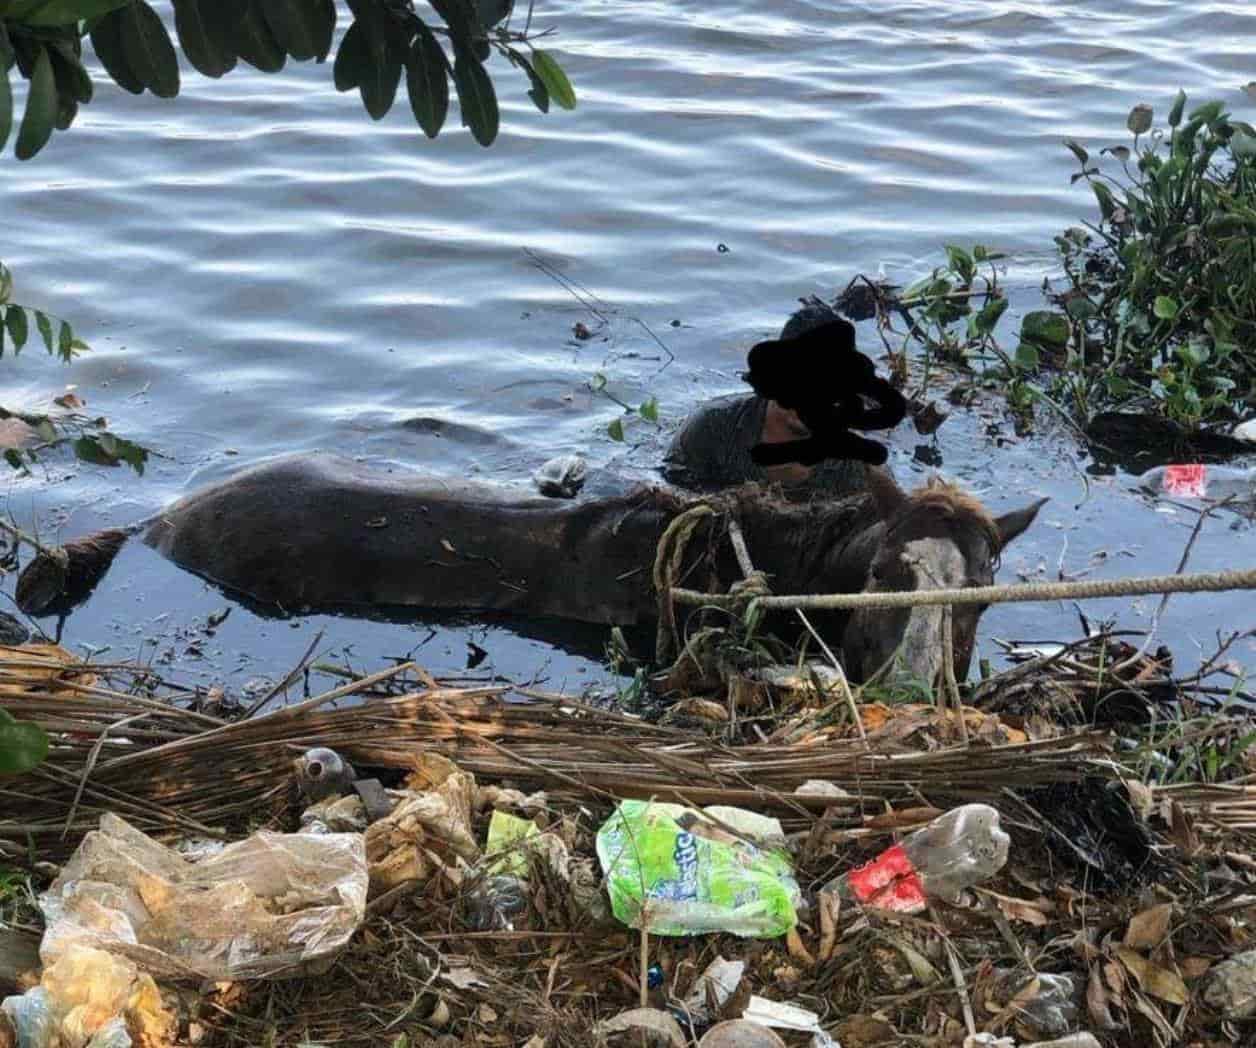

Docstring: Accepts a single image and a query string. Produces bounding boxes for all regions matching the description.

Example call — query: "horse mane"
[893,475,1002,562]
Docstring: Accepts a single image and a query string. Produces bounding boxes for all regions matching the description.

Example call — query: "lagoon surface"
[3,0,1254,694]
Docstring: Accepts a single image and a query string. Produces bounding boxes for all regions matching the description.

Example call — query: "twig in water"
[1112,495,1230,675]
[244,628,327,718]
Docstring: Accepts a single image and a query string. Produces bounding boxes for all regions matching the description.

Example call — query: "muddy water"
[2,1,1254,695]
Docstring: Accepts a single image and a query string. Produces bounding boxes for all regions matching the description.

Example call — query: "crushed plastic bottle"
[1137,464,1256,502]
[823,803,1009,913]
[532,454,588,498]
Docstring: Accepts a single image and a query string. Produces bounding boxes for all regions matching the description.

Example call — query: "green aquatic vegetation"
[1047,94,1256,430]
[0,260,149,473]
[892,94,1256,434]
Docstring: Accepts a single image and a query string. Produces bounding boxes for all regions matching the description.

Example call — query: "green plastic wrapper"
[595,799,799,938]
[484,810,541,877]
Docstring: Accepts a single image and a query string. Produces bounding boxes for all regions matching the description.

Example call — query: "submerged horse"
[17,453,1043,683]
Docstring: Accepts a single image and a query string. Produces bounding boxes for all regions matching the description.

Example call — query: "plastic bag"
[596,800,799,938]
[1,943,174,1048]
[39,813,367,982]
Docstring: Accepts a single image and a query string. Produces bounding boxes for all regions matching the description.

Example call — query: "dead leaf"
[54,392,85,409]
[1125,779,1154,820]
[1087,964,1121,1030]
[1180,956,1213,981]
[1117,946,1188,1006]
[988,975,1040,1033]
[442,966,488,990]
[864,806,943,830]
[596,1008,685,1047]
[1125,902,1173,951]
[1168,800,1200,857]
[1131,989,1177,1042]
[836,1014,898,1047]
[979,888,1053,926]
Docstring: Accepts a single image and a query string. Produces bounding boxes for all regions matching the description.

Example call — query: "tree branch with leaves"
[0,0,577,159]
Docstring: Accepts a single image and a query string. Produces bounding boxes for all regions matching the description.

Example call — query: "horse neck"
[734,489,885,592]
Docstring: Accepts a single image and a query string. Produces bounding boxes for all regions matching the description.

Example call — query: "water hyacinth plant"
[886,94,1256,436]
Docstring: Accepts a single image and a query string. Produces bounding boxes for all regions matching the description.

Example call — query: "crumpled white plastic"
[38,813,367,981]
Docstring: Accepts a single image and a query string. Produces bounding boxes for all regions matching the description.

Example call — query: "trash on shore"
[596,800,800,937]
[2,943,175,1048]
[824,803,1009,914]
[1,641,1254,1046]
[38,813,367,982]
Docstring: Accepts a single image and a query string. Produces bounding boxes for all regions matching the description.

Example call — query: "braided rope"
[671,566,1256,613]
[652,504,717,663]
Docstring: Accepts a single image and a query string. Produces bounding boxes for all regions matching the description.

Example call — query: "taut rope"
[671,566,1256,614]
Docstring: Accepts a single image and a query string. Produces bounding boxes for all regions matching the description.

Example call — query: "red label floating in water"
[1164,464,1207,498]
[846,843,926,913]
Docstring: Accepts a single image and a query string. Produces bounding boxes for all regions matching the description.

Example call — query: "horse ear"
[994,497,1047,550]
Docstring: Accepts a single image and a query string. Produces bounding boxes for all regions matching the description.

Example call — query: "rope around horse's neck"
[671,566,1256,613]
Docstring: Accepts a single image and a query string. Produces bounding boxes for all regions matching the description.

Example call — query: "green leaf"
[6,0,129,27]
[607,418,624,442]
[0,63,12,154]
[1127,103,1153,135]
[638,397,658,423]
[473,0,512,28]
[260,0,333,62]
[3,449,24,470]
[33,310,53,351]
[89,8,145,94]
[1168,89,1186,128]
[974,295,1008,335]
[1063,138,1089,165]
[944,244,975,284]
[224,0,286,74]
[1188,100,1225,127]
[452,45,498,146]
[5,306,27,350]
[1091,181,1117,221]
[16,45,58,160]
[57,320,73,358]
[356,19,402,120]
[405,19,449,138]
[122,0,180,98]
[172,0,237,79]
[508,47,548,113]
[427,0,480,50]
[1013,341,1040,370]
[0,711,49,776]
[1064,296,1097,320]
[530,49,575,110]
[1019,310,1069,349]
[333,20,368,91]
[48,42,94,105]
[0,263,14,305]
[1153,295,1179,320]
[73,432,147,473]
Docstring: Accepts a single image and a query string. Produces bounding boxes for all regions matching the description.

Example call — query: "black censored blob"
[743,318,906,467]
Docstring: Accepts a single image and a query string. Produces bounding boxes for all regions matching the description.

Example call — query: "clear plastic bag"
[39,813,367,982]
[1,943,172,1048]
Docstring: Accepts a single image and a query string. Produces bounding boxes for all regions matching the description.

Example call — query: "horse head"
[837,477,1045,687]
